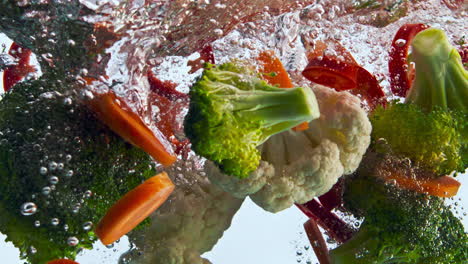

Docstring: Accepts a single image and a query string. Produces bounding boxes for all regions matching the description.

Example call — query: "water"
[0,0,466,263]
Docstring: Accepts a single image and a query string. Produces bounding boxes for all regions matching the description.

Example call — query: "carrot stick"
[87,91,177,166]
[304,218,331,264]
[47,259,79,264]
[95,172,175,245]
[257,50,309,131]
[385,175,460,198]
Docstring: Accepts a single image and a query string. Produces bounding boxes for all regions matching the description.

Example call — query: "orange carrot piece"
[257,50,295,88]
[257,50,309,131]
[304,218,331,264]
[87,92,177,166]
[95,172,175,245]
[386,175,460,198]
[47,259,79,264]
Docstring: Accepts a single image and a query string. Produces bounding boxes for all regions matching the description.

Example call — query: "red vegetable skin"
[302,40,359,91]
[147,70,188,100]
[47,260,79,264]
[302,40,386,109]
[3,42,35,91]
[187,45,215,74]
[318,179,343,211]
[296,199,355,243]
[388,23,430,97]
[304,218,331,264]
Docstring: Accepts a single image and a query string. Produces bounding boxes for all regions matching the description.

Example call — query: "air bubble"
[84,190,93,198]
[51,218,60,226]
[57,163,64,170]
[21,202,37,216]
[83,221,93,231]
[29,246,37,254]
[67,237,79,246]
[49,176,59,185]
[34,220,41,227]
[42,186,51,195]
[48,161,58,171]
[395,39,406,47]
[65,170,74,177]
[39,167,48,175]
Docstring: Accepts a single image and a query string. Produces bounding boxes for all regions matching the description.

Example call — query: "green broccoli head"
[405,28,468,112]
[184,62,319,178]
[0,75,156,263]
[370,102,466,176]
[331,167,468,264]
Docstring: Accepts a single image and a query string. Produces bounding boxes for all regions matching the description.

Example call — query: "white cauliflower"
[207,84,371,212]
[127,160,244,264]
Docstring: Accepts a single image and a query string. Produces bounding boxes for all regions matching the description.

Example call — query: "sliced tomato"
[95,172,175,245]
[3,42,35,91]
[388,23,430,97]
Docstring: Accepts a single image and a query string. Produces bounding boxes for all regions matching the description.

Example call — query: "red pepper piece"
[318,179,344,211]
[187,45,215,74]
[296,199,355,243]
[388,23,430,97]
[147,70,188,101]
[302,40,386,109]
[304,218,331,264]
[148,89,190,156]
[3,42,35,91]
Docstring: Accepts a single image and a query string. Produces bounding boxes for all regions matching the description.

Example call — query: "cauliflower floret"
[127,161,244,264]
[306,84,372,174]
[207,85,371,212]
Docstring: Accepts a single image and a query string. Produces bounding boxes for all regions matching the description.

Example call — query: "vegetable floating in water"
[185,61,320,179]
[96,171,175,245]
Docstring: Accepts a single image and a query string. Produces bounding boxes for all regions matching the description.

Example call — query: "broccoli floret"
[370,103,466,175]
[405,28,468,112]
[0,75,156,263]
[184,62,319,178]
[330,165,468,264]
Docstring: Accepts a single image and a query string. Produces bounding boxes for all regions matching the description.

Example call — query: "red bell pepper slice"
[302,40,386,109]
[147,70,188,101]
[3,42,35,91]
[296,199,355,243]
[187,44,215,74]
[304,218,331,264]
[388,23,430,97]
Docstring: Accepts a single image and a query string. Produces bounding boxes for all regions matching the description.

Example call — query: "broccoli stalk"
[185,62,319,178]
[405,28,468,112]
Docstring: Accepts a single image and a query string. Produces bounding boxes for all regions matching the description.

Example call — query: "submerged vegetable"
[330,167,468,264]
[185,61,320,178]
[95,172,175,245]
[0,76,158,263]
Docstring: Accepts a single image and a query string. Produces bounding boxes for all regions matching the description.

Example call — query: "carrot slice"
[87,92,177,166]
[47,259,79,264]
[304,218,331,264]
[95,172,175,245]
[257,50,309,131]
[386,175,460,198]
